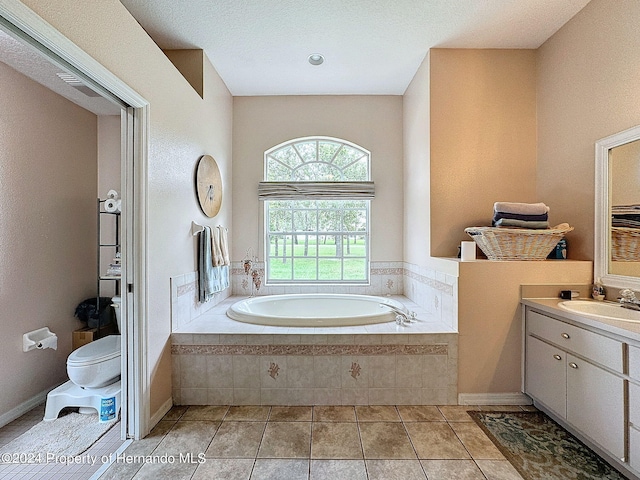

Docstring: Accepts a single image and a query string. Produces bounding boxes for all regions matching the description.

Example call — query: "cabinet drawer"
[631,382,640,428]
[527,310,623,372]
[631,426,640,473]
[630,345,640,381]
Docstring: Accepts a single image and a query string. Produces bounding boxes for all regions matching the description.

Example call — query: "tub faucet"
[380,303,417,326]
[619,289,640,311]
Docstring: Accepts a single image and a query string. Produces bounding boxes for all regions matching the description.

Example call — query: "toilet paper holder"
[23,327,58,352]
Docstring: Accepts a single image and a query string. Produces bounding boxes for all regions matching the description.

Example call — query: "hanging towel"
[198,226,215,303]
[494,202,549,216]
[211,227,224,267]
[218,226,230,266]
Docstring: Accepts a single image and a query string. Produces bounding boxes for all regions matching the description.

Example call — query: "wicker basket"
[465,225,573,261]
[611,227,640,261]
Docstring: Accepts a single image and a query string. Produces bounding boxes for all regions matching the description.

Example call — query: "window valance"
[258,181,375,200]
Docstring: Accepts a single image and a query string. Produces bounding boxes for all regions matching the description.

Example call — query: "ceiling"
[120,0,591,96]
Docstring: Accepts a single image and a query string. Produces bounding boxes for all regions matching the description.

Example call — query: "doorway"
[0,2,148,441]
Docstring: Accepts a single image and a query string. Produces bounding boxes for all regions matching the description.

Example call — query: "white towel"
[494,202,549,215]
[211,227,224,267]
[218,226,230,266]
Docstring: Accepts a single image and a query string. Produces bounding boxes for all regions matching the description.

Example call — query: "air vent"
[56,72,101,97]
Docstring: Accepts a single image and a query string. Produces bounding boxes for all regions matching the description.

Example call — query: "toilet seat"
[67,335,120,367]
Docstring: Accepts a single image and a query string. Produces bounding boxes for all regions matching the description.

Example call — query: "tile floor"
[99,404,531,480]
[0,404,126,480]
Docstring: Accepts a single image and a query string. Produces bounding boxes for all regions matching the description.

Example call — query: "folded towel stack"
[492,202,550,229]
[612,204,640,229]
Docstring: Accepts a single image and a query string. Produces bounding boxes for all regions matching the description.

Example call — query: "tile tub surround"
[172,296,457,406]
[230,261,405,297]
[171,272,231,331]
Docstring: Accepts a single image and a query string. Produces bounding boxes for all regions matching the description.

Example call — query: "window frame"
[263,137,372,285]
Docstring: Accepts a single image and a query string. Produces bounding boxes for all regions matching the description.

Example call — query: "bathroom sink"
[558,300,640,323]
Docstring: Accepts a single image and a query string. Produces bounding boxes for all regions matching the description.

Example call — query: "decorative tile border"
[176,281,196,297]
[172,343,448,356]
[403,268,453,295]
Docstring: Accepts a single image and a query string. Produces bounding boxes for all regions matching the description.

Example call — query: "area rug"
[469,411,627,480]
[0,412,117,460]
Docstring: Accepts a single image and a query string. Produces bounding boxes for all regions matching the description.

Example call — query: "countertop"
[522,297,640,343]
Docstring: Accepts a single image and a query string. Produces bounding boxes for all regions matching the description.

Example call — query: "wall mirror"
[595,124,640,290]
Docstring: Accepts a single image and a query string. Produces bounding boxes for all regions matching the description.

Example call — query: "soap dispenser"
[592,279,605,301]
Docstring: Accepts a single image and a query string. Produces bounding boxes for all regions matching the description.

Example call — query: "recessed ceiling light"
[308,53,324,66]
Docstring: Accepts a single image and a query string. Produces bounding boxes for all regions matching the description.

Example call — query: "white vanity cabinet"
[524,308,625,461]
[630,345,640,472]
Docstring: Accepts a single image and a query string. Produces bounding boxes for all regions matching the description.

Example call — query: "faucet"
[379,303,417,326]
[619,289,640,311]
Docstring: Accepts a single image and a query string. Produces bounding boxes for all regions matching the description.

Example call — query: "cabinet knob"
[561,333,570,339]
[569,362,578,369]
[553,354,562,361]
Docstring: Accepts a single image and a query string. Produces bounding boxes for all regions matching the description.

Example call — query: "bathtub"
[226,293,406,327]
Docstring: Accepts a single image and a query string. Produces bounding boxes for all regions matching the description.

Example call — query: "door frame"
[0,0,149,439]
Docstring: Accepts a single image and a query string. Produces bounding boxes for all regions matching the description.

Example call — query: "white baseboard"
[149,396,173,429]
[458,392,532,406]
[0,387,56,428]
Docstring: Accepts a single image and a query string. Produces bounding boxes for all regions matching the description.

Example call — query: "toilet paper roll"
[104,198,118,213]
[106,189,119,200]
[461,241,477,261]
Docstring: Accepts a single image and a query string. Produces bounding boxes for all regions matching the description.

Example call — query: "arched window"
[260,137,373,284]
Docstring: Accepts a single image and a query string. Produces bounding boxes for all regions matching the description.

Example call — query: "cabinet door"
[630,426,640,473]
[525,335,566,417]
[566,354,624,460]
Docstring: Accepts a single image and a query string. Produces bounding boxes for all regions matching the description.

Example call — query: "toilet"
[44,296,122,422]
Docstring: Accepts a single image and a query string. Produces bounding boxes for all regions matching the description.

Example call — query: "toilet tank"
[111,296,121,333]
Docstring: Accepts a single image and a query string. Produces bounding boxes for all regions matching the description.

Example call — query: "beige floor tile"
[366,459,427,480]
[269,406,313,422]
[251,459,309,480]
[310,459,367,480]
[450,422,504,459]
[258,422,312,458]
[404,422,470,459]
[313,406,356,422]
[99,456,145,480]
[475,459,525,480]
[131,461,198,480]
[153,420,220,456]
[359,422,416,459]
[420,459,485,480]
[192,458,254,480]
[206,421,266,458]
[226,406,271,421]
[182,405,229,421]
[162,405,188,421]
[397,405,445,422]
[311,422,363,459]
[437,405,478,422]
[355,405,400,422]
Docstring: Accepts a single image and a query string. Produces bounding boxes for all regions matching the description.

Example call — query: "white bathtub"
[226,294,406,327]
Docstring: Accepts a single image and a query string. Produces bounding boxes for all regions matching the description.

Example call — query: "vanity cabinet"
[630,345,640,472]
[524,308,625,460]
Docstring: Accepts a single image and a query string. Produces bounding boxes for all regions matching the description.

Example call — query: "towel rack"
[192,221,229,236]
[191,221,205,236]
